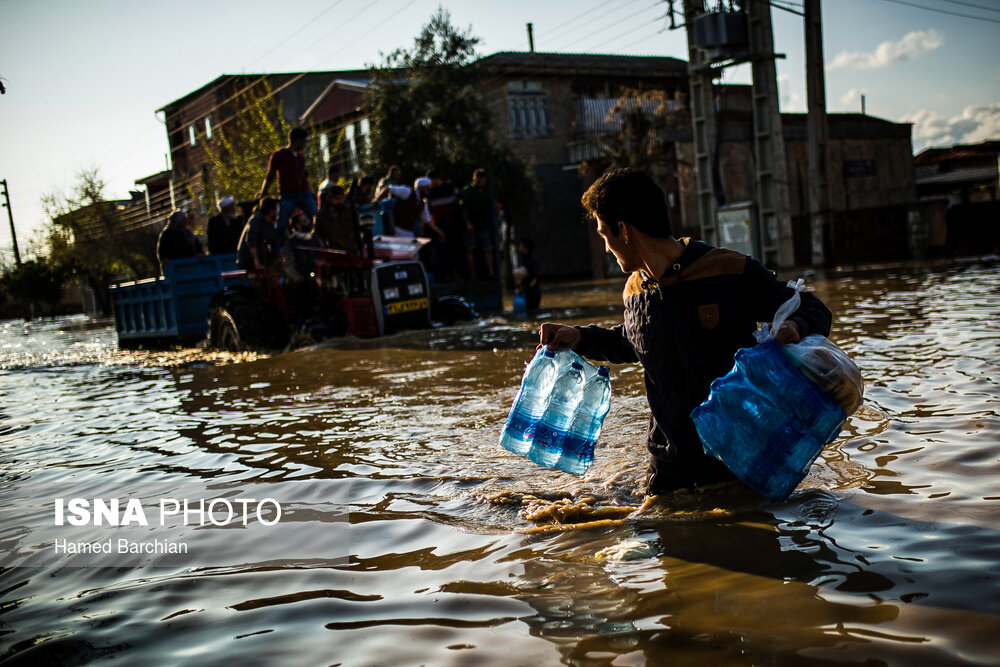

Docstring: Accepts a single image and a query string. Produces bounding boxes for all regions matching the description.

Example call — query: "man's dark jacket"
[574,239,832,493]
[207,214,245,255]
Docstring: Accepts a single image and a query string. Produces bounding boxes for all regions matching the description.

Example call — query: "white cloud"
[902,103,1000,152]
[827,30,943,71]
[777,73,804,112]
[837,88,869,111]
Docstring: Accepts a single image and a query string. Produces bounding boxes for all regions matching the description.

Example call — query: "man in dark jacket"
[207,196,245,254]
[539,168,832,495]
[156,209,202,274]
[237,198,279,270]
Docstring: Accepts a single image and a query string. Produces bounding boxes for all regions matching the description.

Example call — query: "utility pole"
[683,0,720,247]
[1,179,22,266]
[804,0,830,266]
[746,0,794,268]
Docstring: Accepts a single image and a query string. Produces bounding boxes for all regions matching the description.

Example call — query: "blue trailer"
[110,254,239,346]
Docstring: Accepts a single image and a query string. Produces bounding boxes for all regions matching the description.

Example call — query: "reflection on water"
[1,259,999,665]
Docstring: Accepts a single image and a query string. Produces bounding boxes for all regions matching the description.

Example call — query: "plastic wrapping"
[783,334,864,416]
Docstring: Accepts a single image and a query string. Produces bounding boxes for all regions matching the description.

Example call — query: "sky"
[1,0,998,264]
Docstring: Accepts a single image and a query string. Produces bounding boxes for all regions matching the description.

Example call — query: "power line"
[246,0,349,69]
[549,1,663,52]
[544,0,649,50]
[536,0,614,38]
[875,0,1000,23]
[769,0,805,16]
[936,0,1000,14]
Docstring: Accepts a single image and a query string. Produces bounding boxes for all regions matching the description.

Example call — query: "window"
[204,115,212,140]
[507,81,550,138]
[188,125,197,147]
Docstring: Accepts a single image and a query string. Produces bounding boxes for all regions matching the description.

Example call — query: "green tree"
[200,76,329,206]
[364,7,534,229]
[41,168,155,314]
[3,259,68,317]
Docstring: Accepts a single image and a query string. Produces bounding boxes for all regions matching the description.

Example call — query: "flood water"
[1,258,999,665]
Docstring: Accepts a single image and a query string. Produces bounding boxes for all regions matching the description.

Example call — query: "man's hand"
[775,319,801,345]
[538,323,581,351]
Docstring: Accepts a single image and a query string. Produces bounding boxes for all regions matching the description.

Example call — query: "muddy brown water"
[1,258,999,665]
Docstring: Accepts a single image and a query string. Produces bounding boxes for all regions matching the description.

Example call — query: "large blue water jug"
[691,339,846,500]
[555,365,611,475]
[499,349,558,455]
[528,361,585,467]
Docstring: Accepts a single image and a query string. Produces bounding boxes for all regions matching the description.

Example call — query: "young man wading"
[539,168,833,495]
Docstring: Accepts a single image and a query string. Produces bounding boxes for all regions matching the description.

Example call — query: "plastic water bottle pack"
[499,349,611,475]
[691,279,864,501]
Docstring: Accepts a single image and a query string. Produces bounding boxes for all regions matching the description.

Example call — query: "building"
[914,141,1000,256]
[145,51,923,280]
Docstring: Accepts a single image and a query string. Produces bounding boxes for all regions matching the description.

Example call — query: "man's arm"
[257,151,278,199]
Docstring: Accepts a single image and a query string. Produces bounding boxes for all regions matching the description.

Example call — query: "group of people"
[158,145,840,499]
[156,127,527,295]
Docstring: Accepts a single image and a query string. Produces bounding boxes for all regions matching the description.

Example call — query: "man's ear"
[619,221,629,244]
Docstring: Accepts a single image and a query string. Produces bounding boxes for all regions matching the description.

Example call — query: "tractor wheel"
[208,296,282,352]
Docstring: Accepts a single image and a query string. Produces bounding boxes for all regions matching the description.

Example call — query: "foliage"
[40,167,156,313]
[364,7,535,225]
[200,76,329,206]
[582,88,690,172]
[2,259,69,316]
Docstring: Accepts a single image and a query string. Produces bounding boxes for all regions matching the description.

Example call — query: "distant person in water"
[515,237,541,310]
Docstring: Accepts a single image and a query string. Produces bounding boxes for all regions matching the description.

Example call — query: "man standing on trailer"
[258,127,317,242]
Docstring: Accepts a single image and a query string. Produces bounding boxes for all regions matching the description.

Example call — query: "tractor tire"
[208,293,283,352]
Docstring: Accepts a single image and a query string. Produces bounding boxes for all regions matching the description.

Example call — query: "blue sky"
[1,0,998,263]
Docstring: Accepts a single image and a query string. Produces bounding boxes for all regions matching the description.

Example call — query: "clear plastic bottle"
[556,365,611,475]
[528,361,585,467]
[499,349,558,454]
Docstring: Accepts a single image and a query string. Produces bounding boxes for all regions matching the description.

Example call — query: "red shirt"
[267,148,309,193]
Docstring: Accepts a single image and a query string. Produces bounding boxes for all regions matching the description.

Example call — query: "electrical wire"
[936,0,1000,14]
[536,0,610,38]
[544,0,649,50]
[548,1,665,52]
[875,0,1000,23]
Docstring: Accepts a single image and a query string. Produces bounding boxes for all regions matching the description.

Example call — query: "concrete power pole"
[747,0,795,268]
[804,0,830,266]
[1,179,22,266]
[683,0,720,247]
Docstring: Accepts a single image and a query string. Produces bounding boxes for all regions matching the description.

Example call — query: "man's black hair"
[581,168,671,238]
[519,237,535,254]
[258,197,279,215]
[289,127,308,144]
[426,169,441,179]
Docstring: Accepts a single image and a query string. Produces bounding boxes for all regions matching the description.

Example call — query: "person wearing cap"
[374,178,444,241]
[156,209,203,274]
[207,196,245,255]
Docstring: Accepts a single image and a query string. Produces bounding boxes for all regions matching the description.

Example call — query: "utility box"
[716,202,757,258]
[694,11,749,63]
